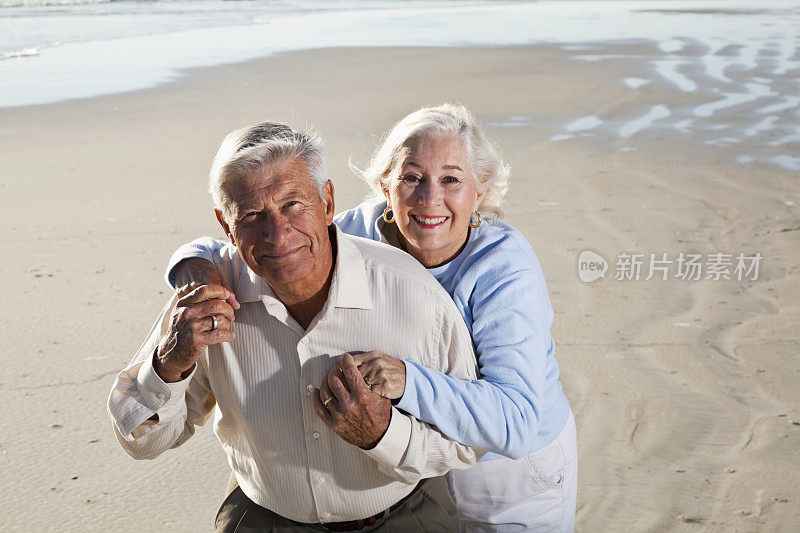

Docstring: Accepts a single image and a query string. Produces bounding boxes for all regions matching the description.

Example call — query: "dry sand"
[1,45,798,531]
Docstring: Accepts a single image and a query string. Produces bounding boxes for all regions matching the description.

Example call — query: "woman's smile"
[410,214,449,228]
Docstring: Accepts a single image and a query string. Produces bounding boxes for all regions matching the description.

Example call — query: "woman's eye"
[442,176,461,184]
[401,174,421,183]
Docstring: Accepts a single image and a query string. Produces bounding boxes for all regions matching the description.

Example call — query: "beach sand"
[1,45,798,531]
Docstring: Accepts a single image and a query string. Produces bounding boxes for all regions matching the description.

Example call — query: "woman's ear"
[474,179,487,209]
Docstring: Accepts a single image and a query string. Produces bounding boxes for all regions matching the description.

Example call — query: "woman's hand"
[349,351,406,400]
[174,258,239,310]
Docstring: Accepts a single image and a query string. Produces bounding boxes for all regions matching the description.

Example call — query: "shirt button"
[317,477,326,485]
[306,384,315,395]
[322,513,332,521]
[155,393,166,401]
[302,337,309,344]
[312,431,320,439]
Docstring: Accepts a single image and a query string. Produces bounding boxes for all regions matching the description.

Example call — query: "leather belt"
[319,479,426,531]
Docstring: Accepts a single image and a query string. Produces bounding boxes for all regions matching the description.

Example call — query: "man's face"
[216,157,335,299]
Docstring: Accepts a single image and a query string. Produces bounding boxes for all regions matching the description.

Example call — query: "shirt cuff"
[394,360,419,415]
[360,406,411,467]
[136,351,196,419]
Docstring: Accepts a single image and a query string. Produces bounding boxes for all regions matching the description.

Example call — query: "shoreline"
[7,38,798,175]
[2,43,798,530]
[3,0,799,109]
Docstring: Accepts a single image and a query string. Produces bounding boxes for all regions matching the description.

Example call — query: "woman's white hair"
[359,103,510,220]
[209,121,327,218]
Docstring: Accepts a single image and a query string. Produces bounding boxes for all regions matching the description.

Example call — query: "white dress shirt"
[107,227,481,524]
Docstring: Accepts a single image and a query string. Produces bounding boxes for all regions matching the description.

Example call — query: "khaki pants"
[215,476,459,532]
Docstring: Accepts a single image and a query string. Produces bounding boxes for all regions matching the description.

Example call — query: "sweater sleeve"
[333,200,387,241]
[361,290,483,482]
[164,236,229,288]
[395,264,553,459]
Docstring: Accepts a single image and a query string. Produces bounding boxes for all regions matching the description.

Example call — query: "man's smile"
[259,246,304,261]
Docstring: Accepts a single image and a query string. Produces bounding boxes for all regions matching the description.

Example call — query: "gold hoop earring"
[383,206,395,224]
[469,212,482,228]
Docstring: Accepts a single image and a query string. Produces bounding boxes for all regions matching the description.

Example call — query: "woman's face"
[383,134,484,268]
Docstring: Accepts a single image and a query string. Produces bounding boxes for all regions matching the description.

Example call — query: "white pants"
[446,411,577,532]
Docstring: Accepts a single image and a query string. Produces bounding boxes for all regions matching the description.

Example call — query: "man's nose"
[261,213,291,245]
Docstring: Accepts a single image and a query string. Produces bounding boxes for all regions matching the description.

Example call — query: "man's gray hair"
[359,103,510,220]
[209,121,328,217]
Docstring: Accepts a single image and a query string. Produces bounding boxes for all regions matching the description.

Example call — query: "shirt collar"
[235,260,275,304]
[232,225,373,311]
[329,224,373,310]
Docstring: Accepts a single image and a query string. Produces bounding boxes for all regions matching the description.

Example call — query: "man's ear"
[215,209,235,244]
[323,180,335,225]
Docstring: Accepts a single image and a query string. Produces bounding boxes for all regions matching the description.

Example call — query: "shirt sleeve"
[394,266,552,459]
[164,236,229,288]
[361,293,484,483]
[107,295,216,460]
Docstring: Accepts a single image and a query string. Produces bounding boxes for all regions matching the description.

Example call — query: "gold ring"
[322,397,333,407]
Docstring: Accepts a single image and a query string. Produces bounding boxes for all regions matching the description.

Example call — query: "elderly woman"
[168,104,576,531]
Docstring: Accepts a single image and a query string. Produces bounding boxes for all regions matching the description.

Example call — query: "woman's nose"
[416,180,442,206]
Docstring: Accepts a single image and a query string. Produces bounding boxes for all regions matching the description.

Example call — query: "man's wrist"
[359,407,412,467]
[152,352,185,383]
[135,350,195,417]
[360,408,391,450]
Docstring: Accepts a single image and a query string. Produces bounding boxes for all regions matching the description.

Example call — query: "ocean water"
[1,0,798,170]
[0,0,499,58]
[0,0,520,106]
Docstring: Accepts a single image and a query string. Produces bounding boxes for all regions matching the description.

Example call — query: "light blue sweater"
[166,200,570,461]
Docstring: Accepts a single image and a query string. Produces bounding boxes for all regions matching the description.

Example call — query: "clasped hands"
[312,351,407,450]
[155,259,240,383]
[154,283,239,383]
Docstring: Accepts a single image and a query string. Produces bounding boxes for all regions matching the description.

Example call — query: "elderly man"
[107,122,481,531]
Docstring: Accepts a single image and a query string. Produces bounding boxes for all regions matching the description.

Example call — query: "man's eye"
[285,200,300,208]
[242,211,260,221]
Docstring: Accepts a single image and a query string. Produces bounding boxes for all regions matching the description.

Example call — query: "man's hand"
[154,284,236,383]
[173,258,240,310]
[313,353,391,449]
[350,351,406,400]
